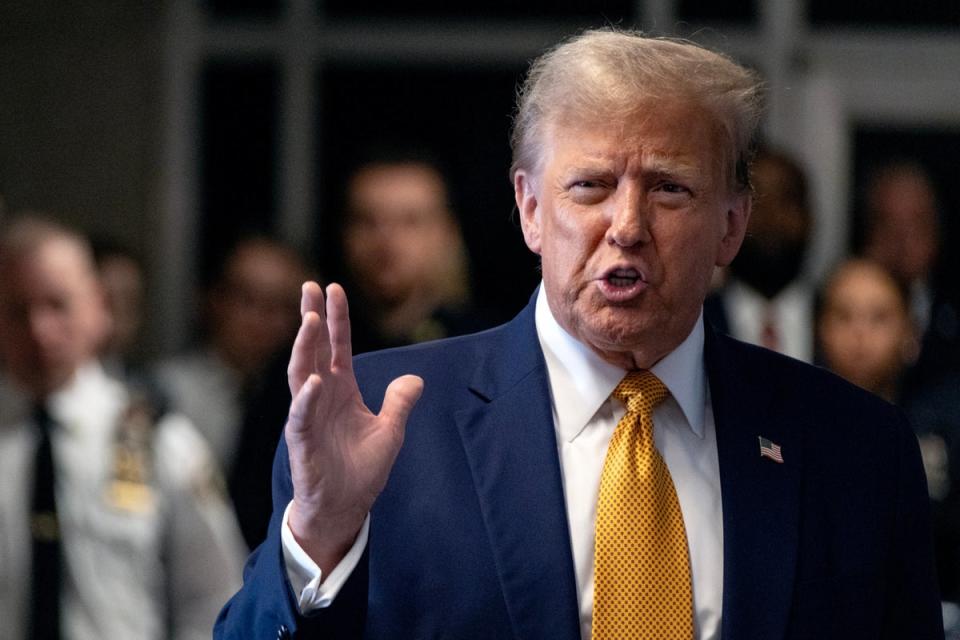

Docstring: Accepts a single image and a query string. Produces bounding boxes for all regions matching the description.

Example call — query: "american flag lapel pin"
[758,436,784,463]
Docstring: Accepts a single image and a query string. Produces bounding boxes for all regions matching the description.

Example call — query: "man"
[861,160,960,389]
[154,235,310,547]
[0,215,246,639]
[340,152,486,352]
[705,145,816,362]
[861,163,960,621]
[216,30,940,639]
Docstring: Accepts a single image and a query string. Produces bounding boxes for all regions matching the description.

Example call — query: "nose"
[848,318,870,349]
[606,189,651,248]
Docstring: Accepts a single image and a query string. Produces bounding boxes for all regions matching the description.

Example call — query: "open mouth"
[606,267,642,288]
[596,267,647,302]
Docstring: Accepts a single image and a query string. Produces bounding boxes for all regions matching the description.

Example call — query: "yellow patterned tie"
[592,371,694,640]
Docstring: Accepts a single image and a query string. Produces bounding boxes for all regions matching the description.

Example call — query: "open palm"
[285,282,423,571]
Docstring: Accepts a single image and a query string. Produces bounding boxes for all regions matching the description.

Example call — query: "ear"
[715,192,751,267]
[514,170,542,255]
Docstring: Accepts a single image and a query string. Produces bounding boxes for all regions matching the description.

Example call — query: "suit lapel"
[706,327,802,639]
[455,300,581,640]
[452,307,803,639]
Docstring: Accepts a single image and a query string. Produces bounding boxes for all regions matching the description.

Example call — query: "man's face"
[729,154,811,299]
[344,163,458,306]
[747,156,810,251]
[210,243,304,377]
[866,173,939,284]
[515,102,749,368]
[0,239,110,396]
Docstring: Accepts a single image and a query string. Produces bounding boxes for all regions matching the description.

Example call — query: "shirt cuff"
[280,501,370,613]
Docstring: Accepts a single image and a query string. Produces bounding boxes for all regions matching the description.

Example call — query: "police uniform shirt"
[0,362,247,640]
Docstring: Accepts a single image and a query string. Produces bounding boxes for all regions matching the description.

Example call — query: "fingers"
[326,283,354,373]
[289,281,330,394]
[300,280,324,318]
[287,373,321,436]
[289,310,320,395]
[379,375,425,437]
[311,284,333,371]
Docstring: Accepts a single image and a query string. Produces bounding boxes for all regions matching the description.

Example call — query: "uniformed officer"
[0,215,247,640]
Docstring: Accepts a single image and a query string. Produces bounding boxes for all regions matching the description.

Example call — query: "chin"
[578,315,653,353]
[596,305,697,352]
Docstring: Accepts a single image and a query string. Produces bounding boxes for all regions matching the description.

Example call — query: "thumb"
[380,374,425,433]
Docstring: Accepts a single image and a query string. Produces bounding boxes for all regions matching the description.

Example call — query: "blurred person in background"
[817,258,918,404]
[817,256,960,635]
[341,151,493,352]
[705,145,816,362]
[153,235,309,547]
[861,160,960,390]
[92,240,148,380]
[0,214,245,640]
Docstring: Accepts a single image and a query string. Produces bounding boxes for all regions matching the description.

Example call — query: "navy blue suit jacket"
[215,296,942,639]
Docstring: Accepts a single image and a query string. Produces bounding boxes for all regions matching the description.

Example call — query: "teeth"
[605,267,643,288]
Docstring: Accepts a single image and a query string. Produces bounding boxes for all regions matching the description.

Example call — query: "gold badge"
[105,395,156,512]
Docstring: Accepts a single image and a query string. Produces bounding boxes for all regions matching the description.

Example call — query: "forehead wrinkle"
[544,106,729,190]
[548,137,624,178]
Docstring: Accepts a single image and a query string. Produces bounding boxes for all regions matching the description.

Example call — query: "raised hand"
[285,282,424,574]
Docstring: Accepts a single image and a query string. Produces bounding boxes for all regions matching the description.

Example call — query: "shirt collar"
[47,361,115,430]
[727,277,810,310]
[534,284,707,443]
[0,361,113,433]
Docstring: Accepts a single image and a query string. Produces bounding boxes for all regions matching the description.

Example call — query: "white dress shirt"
[536,287,723,639]
[284,286,724,639]
[724,278,814,363]
[0,362,247,640]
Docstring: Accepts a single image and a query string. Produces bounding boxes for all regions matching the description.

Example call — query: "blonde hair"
[510,28,764,191]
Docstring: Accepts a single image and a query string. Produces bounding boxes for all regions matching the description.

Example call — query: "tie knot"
[613,371,669,415]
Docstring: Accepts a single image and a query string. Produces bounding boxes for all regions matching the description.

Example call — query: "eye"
[566,177,612,204]
[649,179,695,208]
[570,179,603,190]
[655,181,690,195]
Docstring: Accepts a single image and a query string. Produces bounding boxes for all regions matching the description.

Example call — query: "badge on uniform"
[105,395,157,512]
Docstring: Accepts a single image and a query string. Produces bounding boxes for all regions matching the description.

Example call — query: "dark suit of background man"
[215,29,941,639]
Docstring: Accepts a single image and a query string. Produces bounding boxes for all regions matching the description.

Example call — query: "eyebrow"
[560,150,709,185]
[565,165,614,176]
[642,153,700,177]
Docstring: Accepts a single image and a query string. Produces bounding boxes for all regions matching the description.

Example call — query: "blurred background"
[0,0,958,358]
